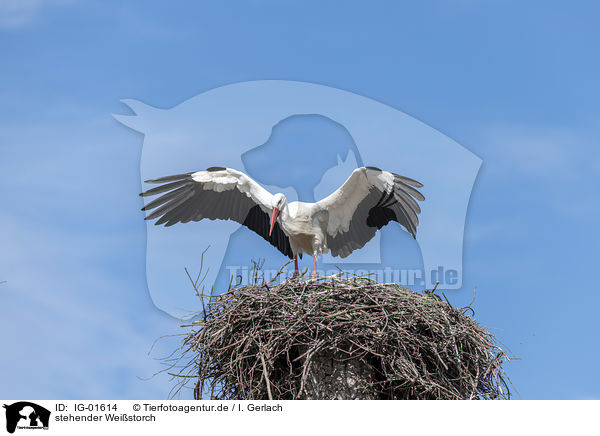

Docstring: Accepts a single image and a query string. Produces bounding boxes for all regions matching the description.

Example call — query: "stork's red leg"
[313,254,317,279]
[292,255,299,279]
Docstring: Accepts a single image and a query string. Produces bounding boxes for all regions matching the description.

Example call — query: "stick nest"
[173,274,511,400]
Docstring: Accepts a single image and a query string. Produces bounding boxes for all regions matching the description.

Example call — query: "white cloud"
[0,111,190,398]
[477,125,600,220]
[0,0,75,29]
[0,212,184,398]
[0,0,43,28]
[482,126,589,177]
[465,219,520,243]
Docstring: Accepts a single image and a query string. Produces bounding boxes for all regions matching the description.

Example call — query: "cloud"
[482,126,588,176]
[477,125,600,220]
[465,219,520,243]
[0,111,186,398]
[0,212,182,398]
[0,0,75,29]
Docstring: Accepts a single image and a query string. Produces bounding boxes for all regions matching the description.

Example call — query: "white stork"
[140,166,424,279]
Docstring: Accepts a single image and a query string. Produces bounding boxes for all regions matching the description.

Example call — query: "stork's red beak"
[269,207,280,236]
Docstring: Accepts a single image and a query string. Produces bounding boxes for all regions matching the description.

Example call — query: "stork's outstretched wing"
[140,167,293,258]
[313,166,425,258]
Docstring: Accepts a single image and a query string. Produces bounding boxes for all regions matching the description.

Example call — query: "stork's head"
[269,193,287,236]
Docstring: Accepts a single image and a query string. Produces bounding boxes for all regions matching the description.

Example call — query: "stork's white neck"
[278,202,291,221]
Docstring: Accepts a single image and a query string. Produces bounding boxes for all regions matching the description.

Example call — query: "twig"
[258,345,273,401]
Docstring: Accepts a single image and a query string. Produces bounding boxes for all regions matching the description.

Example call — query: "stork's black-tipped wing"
[314,166,424,258]
[140,168,293,258]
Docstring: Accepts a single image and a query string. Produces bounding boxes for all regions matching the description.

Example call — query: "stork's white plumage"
[140,166,424,278]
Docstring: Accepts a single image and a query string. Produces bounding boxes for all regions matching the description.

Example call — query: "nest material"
[175,274,511,400]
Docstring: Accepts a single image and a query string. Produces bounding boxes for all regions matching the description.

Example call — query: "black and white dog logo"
[3,402,50,433]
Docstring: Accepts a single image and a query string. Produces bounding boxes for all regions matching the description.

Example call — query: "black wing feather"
[325,167,425,258]
[140,171,293,258]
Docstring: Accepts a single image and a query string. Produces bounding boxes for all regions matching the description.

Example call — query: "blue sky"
[1,1,599,399]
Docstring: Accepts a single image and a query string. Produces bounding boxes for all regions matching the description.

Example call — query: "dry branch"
[171,273,511,400]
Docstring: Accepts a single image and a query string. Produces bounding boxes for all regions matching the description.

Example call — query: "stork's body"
[279,202,324,254]
[140,166,425,278]
[273,200,326,277]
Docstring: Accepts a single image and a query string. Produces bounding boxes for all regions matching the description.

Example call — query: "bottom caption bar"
[0,400,597,435]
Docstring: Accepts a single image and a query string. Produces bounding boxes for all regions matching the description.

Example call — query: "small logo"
[3,402,50,434]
